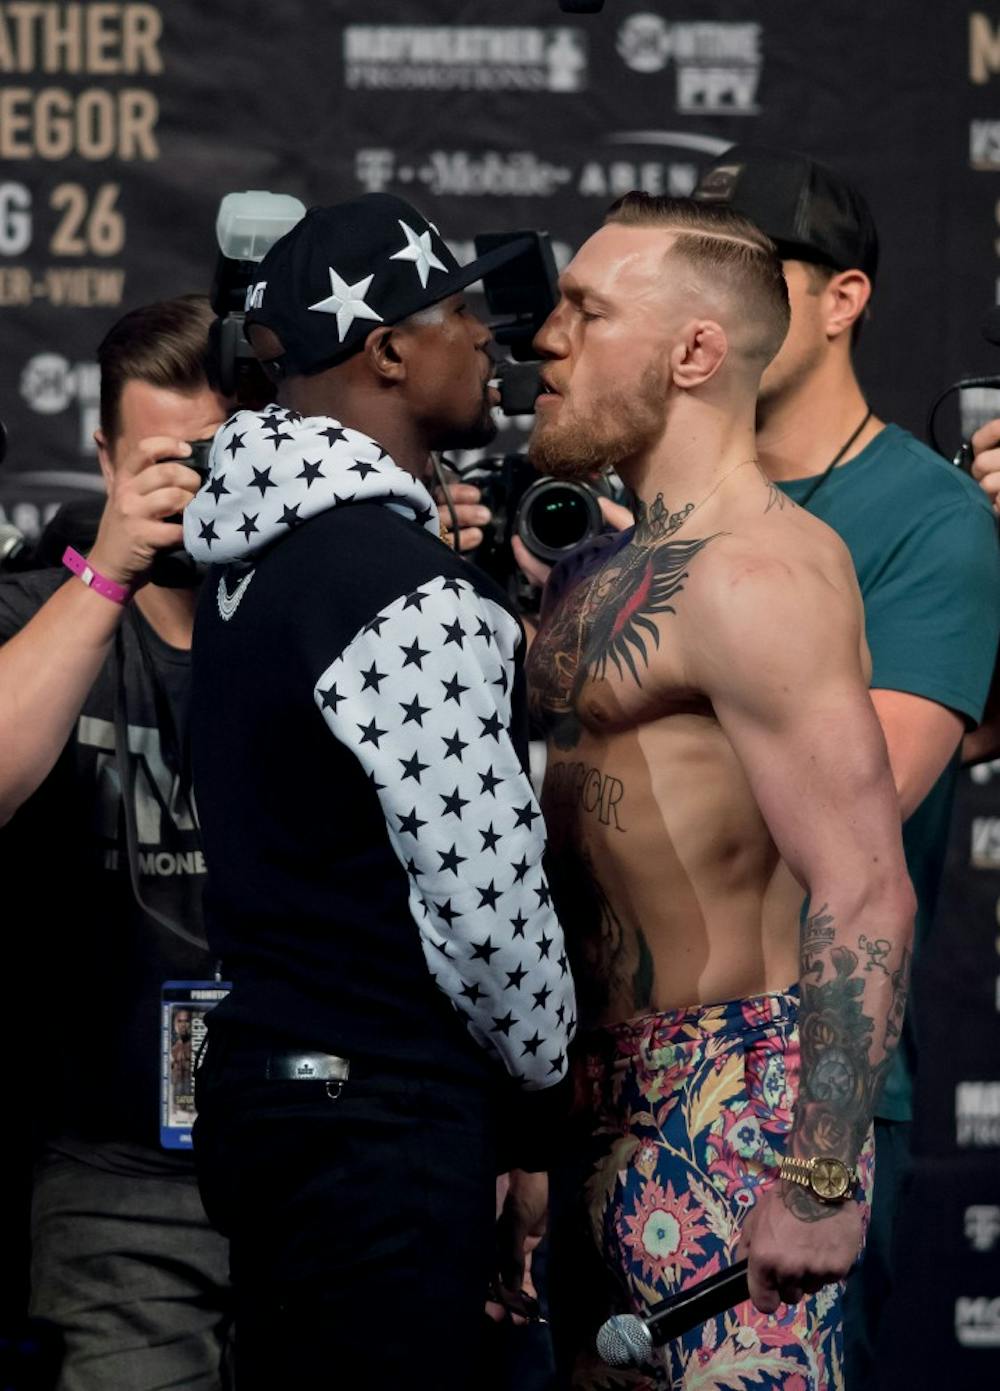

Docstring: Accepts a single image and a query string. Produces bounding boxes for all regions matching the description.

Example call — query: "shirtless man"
[524,194,915,1390]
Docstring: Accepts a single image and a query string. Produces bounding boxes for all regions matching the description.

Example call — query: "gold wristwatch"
[778,1154,857,1204]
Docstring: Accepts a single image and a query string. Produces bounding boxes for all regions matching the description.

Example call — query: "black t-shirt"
[0,569,216,1171]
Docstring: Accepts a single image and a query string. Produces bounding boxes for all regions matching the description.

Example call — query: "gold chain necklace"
[572,456,758,672]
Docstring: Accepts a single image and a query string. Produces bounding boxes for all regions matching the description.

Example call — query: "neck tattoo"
[633,458,757,545]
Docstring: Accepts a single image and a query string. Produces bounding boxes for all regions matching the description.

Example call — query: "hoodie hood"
[184,404,439,565]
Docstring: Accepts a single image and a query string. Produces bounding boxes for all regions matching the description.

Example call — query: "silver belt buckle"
[266,1052,350,1099]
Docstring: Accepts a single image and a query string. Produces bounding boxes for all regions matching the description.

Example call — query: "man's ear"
[669,320,728,389]
[364,325,406,382]
[824,269,871,341]
[94,428,115,489]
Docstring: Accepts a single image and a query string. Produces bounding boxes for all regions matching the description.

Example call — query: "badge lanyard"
[795,408,873,512]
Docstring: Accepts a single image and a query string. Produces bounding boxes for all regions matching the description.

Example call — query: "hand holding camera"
[90,438,211,588]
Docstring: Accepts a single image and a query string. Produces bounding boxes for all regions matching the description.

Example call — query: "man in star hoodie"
[183,194,576,1387]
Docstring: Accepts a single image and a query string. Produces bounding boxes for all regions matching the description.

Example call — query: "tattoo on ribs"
[548,841,654,1026]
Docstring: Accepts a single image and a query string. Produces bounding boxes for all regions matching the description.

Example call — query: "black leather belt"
[265,1052,351,1086]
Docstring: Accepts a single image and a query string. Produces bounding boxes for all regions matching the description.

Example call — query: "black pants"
[195,1034,498,1390]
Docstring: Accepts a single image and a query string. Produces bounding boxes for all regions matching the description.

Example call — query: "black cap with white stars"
[245,193,532,376]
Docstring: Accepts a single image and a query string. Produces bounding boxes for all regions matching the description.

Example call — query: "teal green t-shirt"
[778,424,1000,1121]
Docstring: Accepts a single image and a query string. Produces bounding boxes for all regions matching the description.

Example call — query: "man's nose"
[469,313,492,351]
[532,304,567,359]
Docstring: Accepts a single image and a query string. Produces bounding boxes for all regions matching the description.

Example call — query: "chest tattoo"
[528,530,715,749]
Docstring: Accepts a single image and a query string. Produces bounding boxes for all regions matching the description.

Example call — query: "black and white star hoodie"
[185,405,575,1092]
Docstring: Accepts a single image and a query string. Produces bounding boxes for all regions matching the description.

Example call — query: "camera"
[147,437,218,587]
[460,230,618,596]
[464,449,621,605]
[206,191,307,405]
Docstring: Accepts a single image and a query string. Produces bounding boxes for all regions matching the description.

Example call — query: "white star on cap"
[308,268,383,340]
[389,220,448,289]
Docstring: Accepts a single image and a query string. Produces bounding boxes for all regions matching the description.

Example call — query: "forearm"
[0,579,121,822]
[792,883,914,1170]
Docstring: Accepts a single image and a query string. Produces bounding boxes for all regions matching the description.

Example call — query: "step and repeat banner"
[3,2,1000,522]
[1,0,1000,1372]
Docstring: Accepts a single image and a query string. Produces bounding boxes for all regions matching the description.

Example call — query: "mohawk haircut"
[97,294,215,440]
[605,192,790,367]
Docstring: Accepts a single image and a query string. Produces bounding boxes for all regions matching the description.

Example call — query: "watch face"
[811,1157,850,1201]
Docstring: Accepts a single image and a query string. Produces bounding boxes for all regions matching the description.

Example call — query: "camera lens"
[515,478,604,564]
[532,492,589,550]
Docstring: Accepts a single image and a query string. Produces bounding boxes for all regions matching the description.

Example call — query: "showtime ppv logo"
[616,13,762,114]
[956,1297,1000,1348]
[343,26,588,92]
[19,351,99,454]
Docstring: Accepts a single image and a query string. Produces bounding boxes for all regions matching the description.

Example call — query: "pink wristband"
[62,547,133,607]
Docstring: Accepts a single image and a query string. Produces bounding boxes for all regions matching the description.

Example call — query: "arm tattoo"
[785,904,907,1222]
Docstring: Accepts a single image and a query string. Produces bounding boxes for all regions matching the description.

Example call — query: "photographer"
[0,296,234,1390]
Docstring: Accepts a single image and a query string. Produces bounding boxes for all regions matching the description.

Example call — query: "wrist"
[85,543,141,589]
[63,547,134,607]
[777,1151,859,1205]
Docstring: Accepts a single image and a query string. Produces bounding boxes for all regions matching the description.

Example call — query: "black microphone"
[596,1260,750,1368]
[558,0,604,11]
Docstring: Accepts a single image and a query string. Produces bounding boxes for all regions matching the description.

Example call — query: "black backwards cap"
[244,193,532,376]
[693,145,879,285]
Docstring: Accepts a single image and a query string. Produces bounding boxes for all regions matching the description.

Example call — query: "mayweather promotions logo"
[616,13,762,114]
[343,26,588,92]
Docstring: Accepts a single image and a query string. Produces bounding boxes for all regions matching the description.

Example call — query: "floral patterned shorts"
[560,989,874,1390]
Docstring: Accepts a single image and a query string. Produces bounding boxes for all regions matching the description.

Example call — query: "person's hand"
[511,495,635,590]
[971,419,1000,515]
[435,480,493,553]
[486,1170,548,1325]
[736,1183,863,1313]
[89,437,204,587]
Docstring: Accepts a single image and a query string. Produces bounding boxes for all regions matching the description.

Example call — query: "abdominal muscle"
[542,715,804,1030]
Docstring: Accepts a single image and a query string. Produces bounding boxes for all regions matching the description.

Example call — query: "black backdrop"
[2,0,1000,1379]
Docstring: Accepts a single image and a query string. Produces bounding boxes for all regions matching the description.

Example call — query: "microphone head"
[981,306,1000,347]
[596,1313,652,1368]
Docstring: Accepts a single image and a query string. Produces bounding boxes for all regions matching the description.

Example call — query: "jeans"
[195,1033,499,1389]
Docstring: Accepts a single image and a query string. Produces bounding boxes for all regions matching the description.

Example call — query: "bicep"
[697,568,904,897]
[715,675,900,895]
